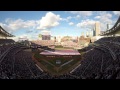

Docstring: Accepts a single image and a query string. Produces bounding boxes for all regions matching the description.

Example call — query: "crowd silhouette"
[1,37,120,79]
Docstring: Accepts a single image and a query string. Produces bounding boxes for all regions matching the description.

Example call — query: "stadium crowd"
[0,39,15,45]
[1,36,120,79]
[71,36,120,79]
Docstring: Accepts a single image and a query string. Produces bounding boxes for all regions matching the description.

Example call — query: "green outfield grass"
[33,50,81,76]
[55,45,73,50]
[55,48,73,50]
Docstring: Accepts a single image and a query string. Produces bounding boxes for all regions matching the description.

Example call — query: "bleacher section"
[0,36,120,79]
[0,39,15,45]
[71,36,120,79]
[1,18,120,79]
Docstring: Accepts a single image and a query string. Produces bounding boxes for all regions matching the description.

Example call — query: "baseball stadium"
[0,11,120,79]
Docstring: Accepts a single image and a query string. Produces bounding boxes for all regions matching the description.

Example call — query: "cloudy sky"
[0,11,120,40]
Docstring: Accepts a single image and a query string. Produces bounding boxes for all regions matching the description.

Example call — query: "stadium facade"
[0,26,14,39]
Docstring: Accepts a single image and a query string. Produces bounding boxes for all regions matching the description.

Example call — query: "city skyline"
[0,11,120,40]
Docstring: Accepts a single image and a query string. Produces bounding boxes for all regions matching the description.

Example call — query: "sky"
[0,11,120,41]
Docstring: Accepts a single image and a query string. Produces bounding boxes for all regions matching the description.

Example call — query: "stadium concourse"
[1,16,120,79]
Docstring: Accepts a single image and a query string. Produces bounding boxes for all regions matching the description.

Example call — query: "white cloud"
[61,16,73,22]
[0,12,61,36]
[99,12,112,19]
[7,19,37,29]
[76,18,111,31]
[0,11,118,39]
[61,18,68,22]
[100,17,112,24]
[69,22,74,25]
[67,16,72,20]
[13,33,39,41]
[107,13,112,18]
[94,12,113,31]
[76,18,114,33]
[0,23,12,33]
[95,16,101,19]
[76,15,80,18]
[41,30,51,35]
[12,34,28,41]
[61,15,80,22]
[0,18,37,33]
[68,11,93,17]
[37,12,61,30]
[77,19,96,29]
[113,11,120,15]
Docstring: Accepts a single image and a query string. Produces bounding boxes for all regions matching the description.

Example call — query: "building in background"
[34,30,56,46]
[40,30,51,40]
[51,36,56,41]
[107,24,109,30]
[42,35,51,40]
[94,22,101,36]
[93,22,101,36]
[56,36,62,43]
[18,37,28,42]
[78,35,91,47]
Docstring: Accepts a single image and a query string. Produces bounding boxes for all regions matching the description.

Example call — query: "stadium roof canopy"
[100,16,120,36]
[0,26,15,37]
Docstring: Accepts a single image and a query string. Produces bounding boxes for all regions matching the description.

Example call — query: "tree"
[61,36,72,42]
[39,34,42,38]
